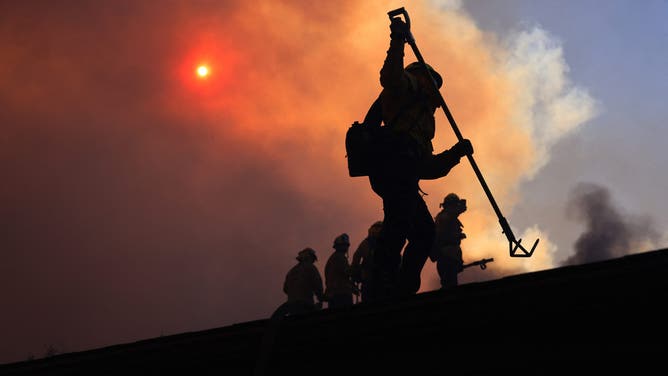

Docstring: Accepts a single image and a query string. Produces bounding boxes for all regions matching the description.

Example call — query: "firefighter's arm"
[311,266,325,302]
[379,18,411,91]
[351,242,364,267]
[350,242,366,279]
[419,139,474,180]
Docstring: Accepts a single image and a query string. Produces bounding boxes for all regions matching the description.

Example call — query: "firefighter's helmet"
[440,193,462,208]
[333,233,350,247]
[405,61,443,88]
[297,247,317,262]
[368,221,383,237]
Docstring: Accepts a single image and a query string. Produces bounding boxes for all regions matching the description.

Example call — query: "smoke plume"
[0,0,597,363]
[561,182,661,266]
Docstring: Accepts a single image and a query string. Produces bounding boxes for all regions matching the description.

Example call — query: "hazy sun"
[196,65,209,78]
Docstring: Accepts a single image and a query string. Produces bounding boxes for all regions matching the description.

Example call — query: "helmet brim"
[406,62,443,88]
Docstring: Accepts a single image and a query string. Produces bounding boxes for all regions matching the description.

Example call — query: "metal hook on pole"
[387,7,539,257]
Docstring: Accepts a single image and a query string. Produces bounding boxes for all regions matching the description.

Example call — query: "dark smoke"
[561,182,659,266]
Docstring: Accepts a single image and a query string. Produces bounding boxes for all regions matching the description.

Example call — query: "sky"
[1,0,666,364]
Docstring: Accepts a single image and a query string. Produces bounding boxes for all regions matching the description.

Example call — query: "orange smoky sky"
[0,0,594,363]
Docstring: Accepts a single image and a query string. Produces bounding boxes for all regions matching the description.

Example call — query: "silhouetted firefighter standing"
[363,15,474,300]
[350,221,383,302]
[346,8,538,302]
[325,234,356,309]
[430,193,467,288]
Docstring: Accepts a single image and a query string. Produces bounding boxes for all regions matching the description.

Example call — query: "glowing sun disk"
[197,65,209,77]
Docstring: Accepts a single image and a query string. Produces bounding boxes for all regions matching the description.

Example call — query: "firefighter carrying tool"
[386,7,539,258]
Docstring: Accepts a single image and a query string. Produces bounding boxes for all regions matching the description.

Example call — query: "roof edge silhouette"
[3,248,667,375]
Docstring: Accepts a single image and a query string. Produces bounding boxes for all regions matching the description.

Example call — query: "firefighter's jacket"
[430,209,464,264]
[350,237,377,283]
[324,251,353,299]
[283,261,324,305]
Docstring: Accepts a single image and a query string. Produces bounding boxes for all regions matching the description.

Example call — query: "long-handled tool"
[462,257,494,270]
[388,7,539,257]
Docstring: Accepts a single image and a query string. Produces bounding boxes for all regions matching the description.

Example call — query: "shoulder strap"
[363,95,383,128]
[384,91,428,129]
[362,88,427,130]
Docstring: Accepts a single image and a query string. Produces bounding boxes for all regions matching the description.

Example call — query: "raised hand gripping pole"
[388,7,538,257]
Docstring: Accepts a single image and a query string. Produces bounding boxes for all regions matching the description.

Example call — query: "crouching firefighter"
[273,248,325,318]
[365,16,474,301]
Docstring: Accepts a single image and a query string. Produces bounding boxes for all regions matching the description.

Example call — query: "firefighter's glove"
[450,139,473,158]
[390,17,408,40]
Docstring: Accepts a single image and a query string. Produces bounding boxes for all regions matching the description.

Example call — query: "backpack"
[345,89,427,177]
[345,95,382,177]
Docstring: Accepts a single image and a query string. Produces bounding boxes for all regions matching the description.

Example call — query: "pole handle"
[387,7,411,29]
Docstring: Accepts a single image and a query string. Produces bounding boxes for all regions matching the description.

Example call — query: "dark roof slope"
[3,248,667,375]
